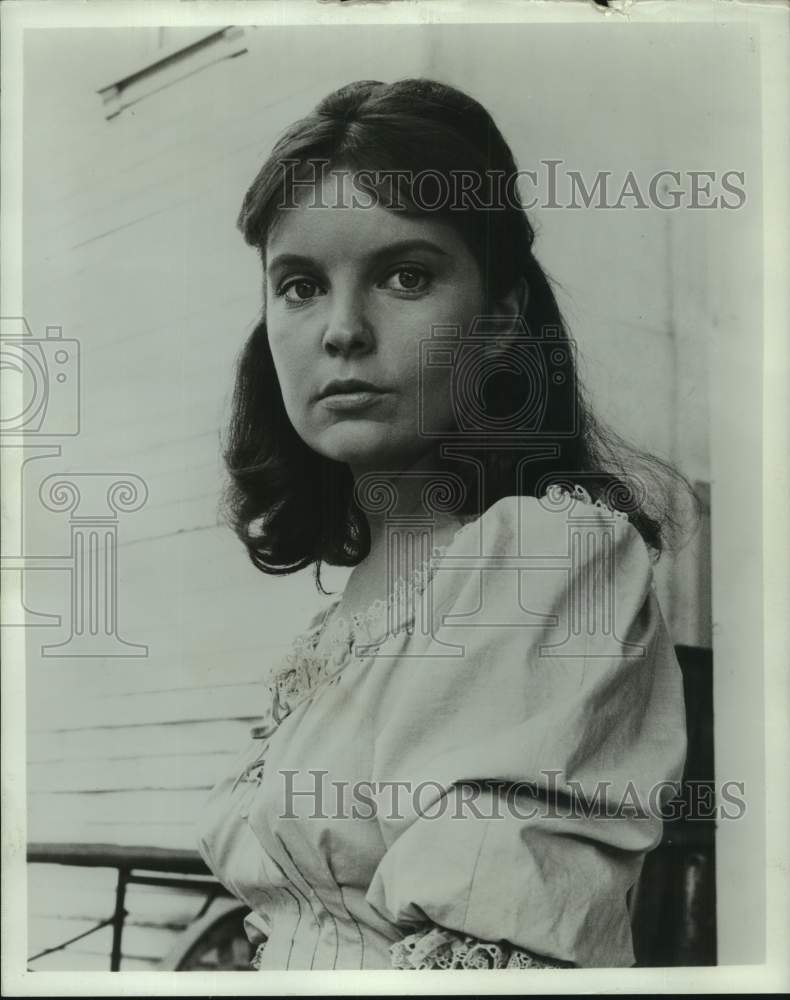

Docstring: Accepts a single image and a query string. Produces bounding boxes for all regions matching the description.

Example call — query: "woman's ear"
[492,275,529,323]
[484,276,529,348]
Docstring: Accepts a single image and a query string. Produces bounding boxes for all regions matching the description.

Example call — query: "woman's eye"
[279,278,321,304]
[381,267,431,294]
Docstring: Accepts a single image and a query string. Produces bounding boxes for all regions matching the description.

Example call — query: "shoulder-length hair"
[222,78,700,588]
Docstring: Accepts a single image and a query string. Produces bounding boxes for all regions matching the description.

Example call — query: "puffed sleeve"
[363,493,687,968]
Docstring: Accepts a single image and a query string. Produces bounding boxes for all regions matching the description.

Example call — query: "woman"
[197,78,695,971]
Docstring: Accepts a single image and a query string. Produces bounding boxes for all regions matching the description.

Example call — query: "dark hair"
[221,78,701,588]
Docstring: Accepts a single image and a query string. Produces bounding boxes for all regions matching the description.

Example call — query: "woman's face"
[264,171,486,475]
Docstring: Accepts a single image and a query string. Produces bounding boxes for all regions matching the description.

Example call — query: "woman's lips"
[319,389,387,411]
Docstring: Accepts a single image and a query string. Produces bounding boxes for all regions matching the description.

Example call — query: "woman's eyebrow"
[367,239,451,263]
[267,240,451,276]
[266,252,316,276]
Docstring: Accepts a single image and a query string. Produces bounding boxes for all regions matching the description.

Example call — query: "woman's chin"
[311,426,414,472]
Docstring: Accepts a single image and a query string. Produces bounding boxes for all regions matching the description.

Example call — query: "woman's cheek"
[416,362,456,434]
[268,319,314,384]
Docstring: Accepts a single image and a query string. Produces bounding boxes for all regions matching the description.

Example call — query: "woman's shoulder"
[412,488,654,651]
[452,485,645,559]
[436,486,656,618]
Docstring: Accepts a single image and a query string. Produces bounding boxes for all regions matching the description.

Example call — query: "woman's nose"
[322,294,374,357]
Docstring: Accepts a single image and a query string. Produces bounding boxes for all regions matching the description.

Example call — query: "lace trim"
[251,929,570,970]
[548,482,631,521]
[263,514,481,724]
[390,926,572,970]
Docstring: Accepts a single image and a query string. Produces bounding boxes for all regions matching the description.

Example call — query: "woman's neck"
[350,451,464,556]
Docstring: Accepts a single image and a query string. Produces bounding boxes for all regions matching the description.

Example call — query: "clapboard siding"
[30,684,269,732]
[23,24,715,971]
[30,719,255,763]
[29,752,239,793]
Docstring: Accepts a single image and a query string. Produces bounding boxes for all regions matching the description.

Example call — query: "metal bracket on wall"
[97,27,248,121]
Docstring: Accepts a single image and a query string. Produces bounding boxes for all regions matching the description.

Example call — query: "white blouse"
[197,488,687,969]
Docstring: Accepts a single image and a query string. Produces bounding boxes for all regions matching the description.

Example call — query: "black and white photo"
[1,0,787,994]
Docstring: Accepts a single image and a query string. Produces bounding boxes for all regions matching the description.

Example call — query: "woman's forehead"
[265,171,471,265]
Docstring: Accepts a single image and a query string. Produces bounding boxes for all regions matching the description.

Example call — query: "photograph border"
[2,0,787,995]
